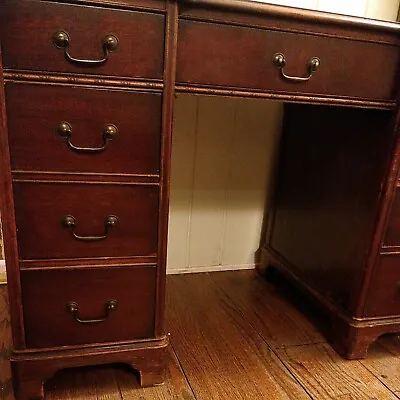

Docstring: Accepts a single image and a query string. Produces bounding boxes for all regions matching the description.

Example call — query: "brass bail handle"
[52,30,119,66]
[273,53,321,83]
[66,300,118,324]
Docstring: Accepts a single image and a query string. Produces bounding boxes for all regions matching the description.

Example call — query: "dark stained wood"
[179,0,400,38]
[154,0,178,339]
[177,20,399,101]
[6,84,162,176]
[166,273,312,400]
[13,182,159,260]
[11,338,168,400]
[210,270,326,348]
[268,104,395,314]
[365,255,400,317]
[276,344,399,400]
[0,286,13,400]
[3,0,400,397]
[0,0,165,80]
[383,188,400,247]
[21,266,157,348]
[0,43,25,349]
[115,348,196,400]
[54,0,167,13]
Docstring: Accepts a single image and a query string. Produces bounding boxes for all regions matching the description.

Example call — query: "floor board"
[210,270,326,348]
[166,273,312,400]
[115,348,196,400]
[275,343,399,400]
[2,270,400,399]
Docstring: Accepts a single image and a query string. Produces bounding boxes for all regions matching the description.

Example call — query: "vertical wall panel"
[167,95,198,272]
[365,0,400,21]
[187,97,236,269]
[221,100,282,267]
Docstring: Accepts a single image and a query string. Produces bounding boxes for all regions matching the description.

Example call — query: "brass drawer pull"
[57,122,117,154]
[52,30,119,66]
[62,215,118,241]
[66,300,117,324]
[273,53,320,83]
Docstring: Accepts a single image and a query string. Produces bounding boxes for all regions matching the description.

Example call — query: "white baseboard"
[167,264,256,275]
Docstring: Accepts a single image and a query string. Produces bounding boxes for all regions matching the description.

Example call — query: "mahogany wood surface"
[268,104,396,314]
[21,266,157,348]
[364,254,400,317]
[6,84,162,176]
[2,0,400,398]
[13,182,159,260]
[0,0,165,80]
[177,19,399,101]
[383,187,400,247]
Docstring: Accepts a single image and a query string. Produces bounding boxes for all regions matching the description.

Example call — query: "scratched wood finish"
[165,273,311,400]
[210,270,326,348]
[276,344,399,400]
[0,0,165,80]
[13,182,159,260]
[6,84,162,176]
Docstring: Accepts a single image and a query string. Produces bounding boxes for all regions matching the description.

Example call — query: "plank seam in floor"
[169,342,199,400]
[207,272,315,400]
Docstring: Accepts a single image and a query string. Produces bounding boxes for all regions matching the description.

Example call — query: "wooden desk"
[1,0,400,398]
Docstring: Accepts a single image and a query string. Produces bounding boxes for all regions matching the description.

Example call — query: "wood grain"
[115,348,196,399]
[359,340,400,394]
[166,273,312,400]
[0,286,13,400]
[276,343,399,399]
[210,270,326,348]
[46,366,121,400]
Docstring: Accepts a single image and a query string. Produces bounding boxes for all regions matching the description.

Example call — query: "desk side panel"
[266,104,395,313]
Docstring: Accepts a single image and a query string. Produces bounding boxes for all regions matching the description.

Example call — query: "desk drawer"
[365,255,400,317]
[6,84,161,175]
[1,0,164,80]
[177,20,398,101]
[13,182,159,260]
[22,266,156,348]
[383,188,400,247]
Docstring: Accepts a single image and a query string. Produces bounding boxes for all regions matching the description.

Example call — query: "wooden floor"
[2,269,400,399]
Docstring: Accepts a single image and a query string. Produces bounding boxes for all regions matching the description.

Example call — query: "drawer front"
[1,1,164,79]
[383,188,400,247]
[177,20,398,101]
[6,84,161,175]
[365,255,400,317]
[22,266,157,348]
[13,183,159,260]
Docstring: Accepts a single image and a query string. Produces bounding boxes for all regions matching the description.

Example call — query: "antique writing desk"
[1,0,400,398]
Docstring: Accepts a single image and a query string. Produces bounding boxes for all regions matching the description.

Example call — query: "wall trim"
[167,263,256,275]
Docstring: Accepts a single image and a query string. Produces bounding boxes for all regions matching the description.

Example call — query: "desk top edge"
[179,0,400,34]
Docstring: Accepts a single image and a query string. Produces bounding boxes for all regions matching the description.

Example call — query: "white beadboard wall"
[166,0,400,274]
